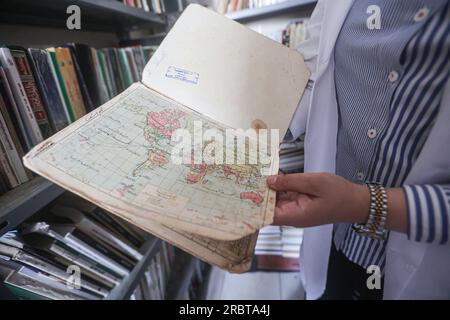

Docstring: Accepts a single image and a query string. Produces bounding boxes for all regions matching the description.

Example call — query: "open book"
[23,4,309,272]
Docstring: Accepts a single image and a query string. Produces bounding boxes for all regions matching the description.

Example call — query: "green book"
[47,49,75,122]
[118,49,133,88]
[96,51,113,99]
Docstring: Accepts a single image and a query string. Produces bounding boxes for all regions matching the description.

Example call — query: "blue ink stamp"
[165,66,199,84]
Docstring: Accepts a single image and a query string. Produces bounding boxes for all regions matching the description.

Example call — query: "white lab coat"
[295,0,450,299]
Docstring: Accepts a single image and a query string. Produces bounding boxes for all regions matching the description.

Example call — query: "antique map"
[24,83,278,271]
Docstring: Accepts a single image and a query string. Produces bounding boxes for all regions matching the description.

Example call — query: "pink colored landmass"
[147,110,185,138]
[240,191,263,206]
[186,163,209,184]
[223,165,241,183]
[149,151,169,167]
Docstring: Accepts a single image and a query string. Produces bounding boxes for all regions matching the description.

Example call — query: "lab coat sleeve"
[287,0,326,141]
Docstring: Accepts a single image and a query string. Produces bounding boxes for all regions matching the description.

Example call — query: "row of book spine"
[0,44,158,196]
[0,193,176,300]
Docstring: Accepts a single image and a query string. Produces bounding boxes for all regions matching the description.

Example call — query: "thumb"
[267,173,314,193]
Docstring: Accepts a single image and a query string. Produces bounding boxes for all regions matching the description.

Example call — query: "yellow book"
[54,47,86,120]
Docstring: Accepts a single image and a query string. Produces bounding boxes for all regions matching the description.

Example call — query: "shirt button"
[414,7,429,22]
[388,70,399,82]
[367,128,377,139]
[356,172,365,181]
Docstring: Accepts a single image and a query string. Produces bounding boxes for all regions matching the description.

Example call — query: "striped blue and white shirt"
[330,0,450,271]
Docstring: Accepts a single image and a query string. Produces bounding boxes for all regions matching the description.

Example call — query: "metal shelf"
[166,251,197,300]
[226,0,316,23]
[106,237,161,300]
[119,33,167,47]
[0,177,64,237]
[0,0,165,32]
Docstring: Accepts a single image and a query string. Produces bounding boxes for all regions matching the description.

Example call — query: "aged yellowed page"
[56,194,257,272]
[143,4,310,138]
[24,84,277,242]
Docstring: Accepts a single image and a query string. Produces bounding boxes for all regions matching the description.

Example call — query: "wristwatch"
[352,183,388,240]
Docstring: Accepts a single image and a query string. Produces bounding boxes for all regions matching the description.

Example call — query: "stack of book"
[0,193,153,299]
[120,0,179,13]
[0,44,158,196]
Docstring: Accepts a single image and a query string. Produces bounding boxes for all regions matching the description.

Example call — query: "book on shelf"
[0,193,178,300]
[0,43,157,195]
[23,5,309,272]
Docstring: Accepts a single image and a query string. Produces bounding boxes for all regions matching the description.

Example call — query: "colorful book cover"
[54,47,87,120]
[0,67,29,152]
[0,47,43,147]
[27,48,70,132]
[65,46,94,113]
[9,47,52,139]
[96,51,113,99]
[90,48,109,104]
[47,48,75,123]
[118,49,133,88]
[0,91,25,164]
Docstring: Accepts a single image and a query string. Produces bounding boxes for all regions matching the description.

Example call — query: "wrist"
[351,183,371,224]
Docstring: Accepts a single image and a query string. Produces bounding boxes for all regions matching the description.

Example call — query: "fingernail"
[267,175,277,185]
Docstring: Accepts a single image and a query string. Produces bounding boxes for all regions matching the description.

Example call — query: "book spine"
[0,106,28,183]
[0,67,30,151]
[10,48,53,139]
[26,49,69,132]
[47,49,75,122]
[90,48,109,104]
[67,47,94,113]
[0,88,25,159]
[0,48,43,146]
[0,141,19,188]
[118,49,133,87]
[55,48,87,120]
[96,51,113,99]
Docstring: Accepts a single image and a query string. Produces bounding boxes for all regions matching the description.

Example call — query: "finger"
[273,201,303,226]
[276,191,298,202]
[267,173,314,194]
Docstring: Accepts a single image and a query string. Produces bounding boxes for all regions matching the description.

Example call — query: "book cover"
[54,47,87,120]
[0,67,30,151]
[96,51,113,99]
[0,140,19,188]
[23,5,309,272]
[0,48,43,147]
[90,48,109,104]
[47,48,75,123]
[100,49,118,97]
[0,87,25,160]
[27,48,70,132]
[66,45,95,113]
[9,47,53,139]
[118,48,134,88]
[66,43,102,108]
[0,100,28,183]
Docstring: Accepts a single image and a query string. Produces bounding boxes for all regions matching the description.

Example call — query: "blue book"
[27,48,69,132]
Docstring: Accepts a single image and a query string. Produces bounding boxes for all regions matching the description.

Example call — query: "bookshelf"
[0,1,210,301]
[0,177,64,238]
[166,251,198,300]
[0,0,165,33]
[106,237,161,300]
[226,0,316,23]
